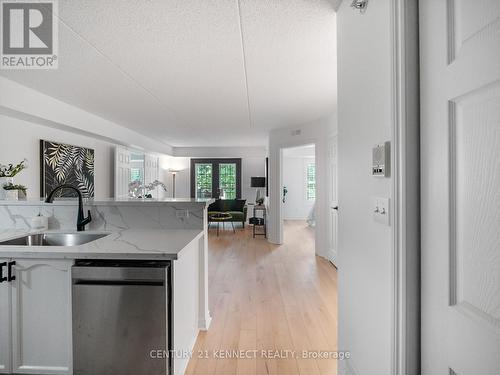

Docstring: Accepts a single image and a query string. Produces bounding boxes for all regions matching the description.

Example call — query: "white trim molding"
[267,117,336,260]
[390,0,420,375]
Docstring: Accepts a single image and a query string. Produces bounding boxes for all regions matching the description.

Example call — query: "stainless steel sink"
[0,233,109,246]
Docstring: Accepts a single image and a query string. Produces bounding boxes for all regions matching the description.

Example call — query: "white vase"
[5,190,18,201]
[0,177,14,200]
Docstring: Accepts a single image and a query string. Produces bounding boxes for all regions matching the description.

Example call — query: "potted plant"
[0,160,27,200]
[3,183,28,201]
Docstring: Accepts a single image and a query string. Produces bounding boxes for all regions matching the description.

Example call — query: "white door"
[114,146,131,198]
[11,259,73,374]
[282,156,315,220]
[420,1,500,374]
[144,153,160,198]
[0,259,11,374]
[327,135,338,265]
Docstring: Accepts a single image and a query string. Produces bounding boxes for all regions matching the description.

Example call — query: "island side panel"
[198,206,211,330]
[172,238,200,375]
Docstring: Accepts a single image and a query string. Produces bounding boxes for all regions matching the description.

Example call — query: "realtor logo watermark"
[1,0,58,69]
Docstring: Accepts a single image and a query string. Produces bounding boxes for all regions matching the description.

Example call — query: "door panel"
[114,146,131,198]
[421,0,500,373]
[0,259,11,374]
[282,157,315,220]
[195,163,213,199]
[451,85,500,328]
[144,154,160,198]
[219,163,237,199]
[11,260,72,374]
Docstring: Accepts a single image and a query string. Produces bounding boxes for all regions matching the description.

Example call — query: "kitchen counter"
[0,228,203,260]
[0,197,214,206]
[0,198,210,375]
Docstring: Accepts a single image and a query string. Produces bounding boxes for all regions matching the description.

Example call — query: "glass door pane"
[130,152,145,184]
[219,163,236,199]
[195,163,213,198]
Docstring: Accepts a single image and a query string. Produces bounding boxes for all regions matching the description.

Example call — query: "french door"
[190,159,241,199]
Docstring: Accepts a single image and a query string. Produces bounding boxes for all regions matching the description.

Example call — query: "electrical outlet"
[175,210,189,218]
[372,197,390,225]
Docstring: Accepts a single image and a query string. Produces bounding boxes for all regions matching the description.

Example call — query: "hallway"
[186,220,338,375]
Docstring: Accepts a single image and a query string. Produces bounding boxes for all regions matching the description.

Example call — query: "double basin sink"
[0,233,109,247]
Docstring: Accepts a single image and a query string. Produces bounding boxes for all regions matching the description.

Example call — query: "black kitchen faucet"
[44,184,92,231]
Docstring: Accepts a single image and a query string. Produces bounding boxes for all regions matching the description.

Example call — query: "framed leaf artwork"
[40,140,95,198]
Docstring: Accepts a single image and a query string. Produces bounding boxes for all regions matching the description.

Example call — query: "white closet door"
[144,154,159,198]
[114,146,131,198]
[421,0,500,373]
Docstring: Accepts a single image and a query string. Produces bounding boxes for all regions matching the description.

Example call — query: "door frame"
[327,134,338,266]
[390,0,420,374]
[190,158,242,199]
[276,140,318,242]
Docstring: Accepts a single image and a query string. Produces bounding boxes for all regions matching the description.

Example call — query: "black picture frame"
[40,140,95,198]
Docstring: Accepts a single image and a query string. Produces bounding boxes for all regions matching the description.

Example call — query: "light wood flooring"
[185,220,338,375]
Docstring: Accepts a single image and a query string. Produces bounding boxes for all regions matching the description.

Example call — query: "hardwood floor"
[185,220,338,375]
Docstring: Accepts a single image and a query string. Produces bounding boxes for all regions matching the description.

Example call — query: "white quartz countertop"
[0,198,214,206]
[0,228,203,260]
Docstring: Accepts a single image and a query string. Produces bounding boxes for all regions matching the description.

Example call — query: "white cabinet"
[0,259,73,375]
[0,259,12,374]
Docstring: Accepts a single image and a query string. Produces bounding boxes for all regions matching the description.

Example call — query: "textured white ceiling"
[1,0,337,147]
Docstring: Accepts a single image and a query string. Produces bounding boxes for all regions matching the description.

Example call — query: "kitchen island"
[0,198,212,375]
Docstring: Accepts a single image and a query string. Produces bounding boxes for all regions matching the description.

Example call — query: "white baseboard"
[345,360,359,375]
[174,334,199,375]
[198,313,212,331]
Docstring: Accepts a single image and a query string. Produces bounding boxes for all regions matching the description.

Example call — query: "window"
[219,163,237,199]
[191,159,241,199]
[130,152,145,183]
[195,163,213,198]
[307,163,316,200]
[130,168,142,183]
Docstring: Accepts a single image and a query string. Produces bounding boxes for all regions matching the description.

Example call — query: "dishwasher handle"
[72,266,167,283]
[73,279,164,286]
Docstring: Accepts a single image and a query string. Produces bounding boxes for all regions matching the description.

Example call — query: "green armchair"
[208,199,247,227]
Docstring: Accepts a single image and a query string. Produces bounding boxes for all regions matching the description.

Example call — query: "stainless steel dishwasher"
[72,260,171,375]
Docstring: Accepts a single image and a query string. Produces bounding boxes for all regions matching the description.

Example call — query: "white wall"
[159,156,191,199]
[0,115,115,199]
[0,77,177,200]
[173,147,266,158]
[282,155,315,220]
[0,78,268,203]
[268,116,336,259]
[0,77,174,155]
[337,0,393,374]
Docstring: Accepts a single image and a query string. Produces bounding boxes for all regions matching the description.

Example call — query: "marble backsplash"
[0,201,207,231]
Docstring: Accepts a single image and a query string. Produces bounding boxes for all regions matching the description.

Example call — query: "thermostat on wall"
[372,141,390,177]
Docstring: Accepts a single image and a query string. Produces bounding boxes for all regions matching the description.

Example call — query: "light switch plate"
[373,197,390,225]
